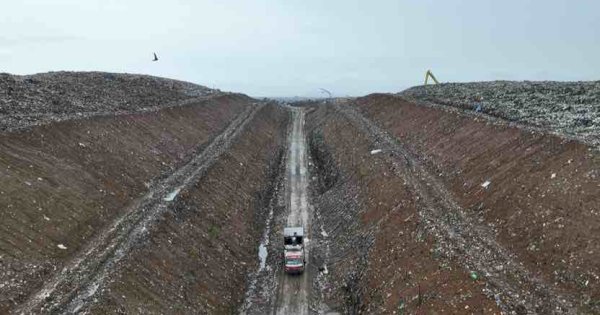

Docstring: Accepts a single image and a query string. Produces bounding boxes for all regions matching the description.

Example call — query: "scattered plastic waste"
[164,187,182,201]
[258,243,268,271]
[470,271,478,280]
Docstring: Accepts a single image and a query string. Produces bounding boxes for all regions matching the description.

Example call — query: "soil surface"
[85,103,289,314]
[402,81,600,147]
[355,94,599,314]
[306,103,501,315]
[0,93,255,313]
[19,103,264,314]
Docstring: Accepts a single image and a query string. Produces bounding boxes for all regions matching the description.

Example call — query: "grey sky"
[1,0,598,97]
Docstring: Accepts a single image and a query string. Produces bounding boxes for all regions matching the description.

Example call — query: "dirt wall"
[0,94,250,312]
[86,104,289,314]
[306,105,500,314]
[356,94,600,313]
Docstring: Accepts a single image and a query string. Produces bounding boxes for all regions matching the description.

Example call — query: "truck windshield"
[284,236,303,246]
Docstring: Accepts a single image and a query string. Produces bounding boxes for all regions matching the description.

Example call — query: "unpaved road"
[14,103,263,314]
[274,108,311,315]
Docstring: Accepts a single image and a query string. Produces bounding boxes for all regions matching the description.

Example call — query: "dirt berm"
[306,104,501,314]
[355,94,599,313]
[305,94,597,314]
[86,103,289,314]
[0,72,290,313]
[0,94,245,311]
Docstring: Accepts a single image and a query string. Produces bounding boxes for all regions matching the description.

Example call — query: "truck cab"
[283,227,305,274]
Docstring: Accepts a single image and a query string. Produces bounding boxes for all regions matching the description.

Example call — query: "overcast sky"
[1,0,599,97]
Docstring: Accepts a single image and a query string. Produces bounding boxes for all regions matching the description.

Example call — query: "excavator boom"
[424,70,439,85]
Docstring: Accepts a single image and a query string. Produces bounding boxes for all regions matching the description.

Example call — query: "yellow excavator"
[424,69,439,85]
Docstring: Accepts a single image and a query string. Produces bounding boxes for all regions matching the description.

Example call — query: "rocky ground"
[0,71,217,131]
[401,81,600,147]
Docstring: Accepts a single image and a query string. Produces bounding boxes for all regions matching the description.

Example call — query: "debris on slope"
[87,104,289,314]
[0,94,250,313]
[16,103,264,314]
[401,81,600,147]
[356,94,600,313]
[305,105,501,314]
[0,71,217,131]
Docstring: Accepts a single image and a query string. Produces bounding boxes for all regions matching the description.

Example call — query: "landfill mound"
[0,71,295,314]
[0,71,216,131]
[2,71,598,314]
[401,81,600,147]
[87,104,288,314]
[0,94,253,313]
[306,104,501,314]
[354,94,599,314]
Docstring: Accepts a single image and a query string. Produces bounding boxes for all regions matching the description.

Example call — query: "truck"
[283,227,305,274]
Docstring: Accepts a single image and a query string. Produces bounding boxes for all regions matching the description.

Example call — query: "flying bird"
[152,52,158,61]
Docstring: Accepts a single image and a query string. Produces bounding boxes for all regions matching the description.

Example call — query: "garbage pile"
[401,81,600,147]
[0,71,215,131]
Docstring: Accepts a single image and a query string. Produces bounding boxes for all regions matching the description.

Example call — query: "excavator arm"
[424,70,439,85]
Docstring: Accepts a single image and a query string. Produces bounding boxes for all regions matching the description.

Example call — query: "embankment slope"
[306,104,501,314]
[87,103,289,314]
[0,72,290,313]
[356,93,599,313]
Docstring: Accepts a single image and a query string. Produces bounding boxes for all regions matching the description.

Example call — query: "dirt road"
[274,108,311,315]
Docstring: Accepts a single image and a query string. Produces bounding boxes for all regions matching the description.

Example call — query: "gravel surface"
[401,81,600,147]
[0,71,216,131]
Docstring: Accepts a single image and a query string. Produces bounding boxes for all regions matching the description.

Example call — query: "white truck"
[283,227,305,274]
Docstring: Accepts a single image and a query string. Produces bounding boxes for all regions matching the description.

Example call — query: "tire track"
[274,108,311,315]
[15,102,263,314]
[334,102,577,314]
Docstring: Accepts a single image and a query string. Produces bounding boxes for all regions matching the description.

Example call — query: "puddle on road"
[241,198,276,314]
[258,243,268,271]
[163,187,182,201]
